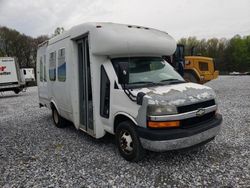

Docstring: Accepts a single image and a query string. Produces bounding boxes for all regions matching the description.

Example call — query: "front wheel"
[116,121,145,162]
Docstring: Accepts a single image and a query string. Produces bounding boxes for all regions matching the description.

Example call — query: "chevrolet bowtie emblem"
[196,108,206,117]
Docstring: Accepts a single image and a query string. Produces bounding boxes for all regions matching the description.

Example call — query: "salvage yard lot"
[0,76,249,187]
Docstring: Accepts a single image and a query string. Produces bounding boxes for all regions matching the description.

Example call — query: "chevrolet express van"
[37,22,222,161]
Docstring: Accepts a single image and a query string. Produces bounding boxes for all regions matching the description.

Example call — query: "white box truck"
[0,57,25,94]
[37,22,222,161]
[21,68,36,85]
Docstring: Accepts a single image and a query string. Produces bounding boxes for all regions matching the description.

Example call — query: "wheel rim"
[119,130,133,154]
[53,110,59,124]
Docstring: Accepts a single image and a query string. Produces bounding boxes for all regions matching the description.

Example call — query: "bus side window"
[40,57,43,82]
[58,48,66,82]
[49,51,56,81]
[199,61,209,71]
[100,65,110,118]
[44,55,47,82]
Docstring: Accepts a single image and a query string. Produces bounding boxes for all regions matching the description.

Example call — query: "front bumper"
[137,114,222,152]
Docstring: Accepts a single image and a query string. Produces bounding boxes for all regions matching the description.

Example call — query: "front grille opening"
[177,99,215,114]
[181,111,216,129]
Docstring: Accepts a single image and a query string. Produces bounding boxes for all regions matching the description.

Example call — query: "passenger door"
[77,37,94,134]
[38,55,48,100]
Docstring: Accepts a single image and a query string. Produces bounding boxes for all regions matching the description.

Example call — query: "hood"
[133,82,216,106]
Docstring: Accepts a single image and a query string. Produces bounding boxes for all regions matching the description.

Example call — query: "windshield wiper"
[130,81,157,85]
[159,79,186,84]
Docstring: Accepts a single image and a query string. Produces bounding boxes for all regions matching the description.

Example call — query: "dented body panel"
[132,82,222,151]
[134,82,217,128]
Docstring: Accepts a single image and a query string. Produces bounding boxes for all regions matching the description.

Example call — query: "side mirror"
[136,92,146,105]
[117,62,129,85]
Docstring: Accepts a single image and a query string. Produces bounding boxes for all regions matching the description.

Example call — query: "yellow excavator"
[172,44,219,84]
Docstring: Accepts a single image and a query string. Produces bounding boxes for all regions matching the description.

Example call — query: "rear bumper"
[137,114,222,152]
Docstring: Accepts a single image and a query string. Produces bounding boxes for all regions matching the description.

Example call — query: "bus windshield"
[112,57,184,87]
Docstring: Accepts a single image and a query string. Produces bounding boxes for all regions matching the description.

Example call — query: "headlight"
[147,104,177,116]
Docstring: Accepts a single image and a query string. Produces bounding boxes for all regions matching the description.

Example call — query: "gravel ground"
[0,76,249,187]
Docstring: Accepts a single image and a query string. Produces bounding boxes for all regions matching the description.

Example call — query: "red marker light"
[0,66,7,71]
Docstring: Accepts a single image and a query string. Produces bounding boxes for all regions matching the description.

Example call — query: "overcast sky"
[0,0,250,40]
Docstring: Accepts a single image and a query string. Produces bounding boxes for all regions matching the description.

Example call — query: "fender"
[50,98,59,113]
[113,112,138,126]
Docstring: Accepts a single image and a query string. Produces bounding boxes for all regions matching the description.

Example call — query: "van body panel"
[0,57,25,92]
[133,82,216,106]
[21,68,35,82]
[0,57,18,84]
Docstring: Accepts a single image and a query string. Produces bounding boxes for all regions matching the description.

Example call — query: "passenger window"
[199,62,209,71]
[49,51,56,81]
[100,65,110,118]
[44,55,47,82]
[58,48,66,82]
[40,57,43,82]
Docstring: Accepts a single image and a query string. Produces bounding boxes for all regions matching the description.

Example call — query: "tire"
[116,121,145,162]
[52,107,67,128]
[13,88,20,94]
[184,72,199,83]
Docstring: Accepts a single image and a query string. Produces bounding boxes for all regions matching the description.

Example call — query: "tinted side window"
[199,61,209,71]
[44,55,47,82]
[100,65,110,118]
[40,57,43,82]
[49,51,56,81]
[58,48,66,82]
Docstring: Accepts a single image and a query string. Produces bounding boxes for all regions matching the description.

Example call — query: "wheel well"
[50,102,56,110]
[114,114,135,133]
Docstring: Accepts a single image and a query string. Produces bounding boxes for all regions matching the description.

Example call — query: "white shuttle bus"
[37,22,222,161]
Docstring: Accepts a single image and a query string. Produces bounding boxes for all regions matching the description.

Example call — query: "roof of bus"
[45,22,177,56]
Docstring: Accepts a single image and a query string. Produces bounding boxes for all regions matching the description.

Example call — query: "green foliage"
[178,35,250,72]
[0,26,49,69]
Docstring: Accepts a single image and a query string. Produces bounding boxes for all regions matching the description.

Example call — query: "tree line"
[0,26,49,69]
[179,35,250,73]
[0,26,250,73]
[0,26,63,69]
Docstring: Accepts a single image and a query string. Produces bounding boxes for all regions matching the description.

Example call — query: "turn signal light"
[147,121,180,128]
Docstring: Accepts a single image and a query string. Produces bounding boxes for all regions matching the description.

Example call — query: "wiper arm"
[130,81,157,85]
[159,79,186,84]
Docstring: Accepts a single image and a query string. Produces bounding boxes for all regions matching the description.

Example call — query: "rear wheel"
[116,121,145,162]
[52,107,66,128]
[184,72,199,83]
